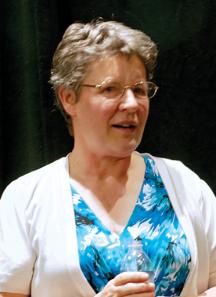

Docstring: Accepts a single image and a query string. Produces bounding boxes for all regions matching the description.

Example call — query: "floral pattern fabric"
[71,155,191,296]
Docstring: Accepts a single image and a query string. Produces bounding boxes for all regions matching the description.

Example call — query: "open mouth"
[112,124,136,129]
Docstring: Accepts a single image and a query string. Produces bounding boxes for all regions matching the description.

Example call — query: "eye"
[103,86,116,93]
[133,84,147,97]
[100,83,121,98]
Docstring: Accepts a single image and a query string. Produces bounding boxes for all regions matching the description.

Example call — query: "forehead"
[84,54,147,83]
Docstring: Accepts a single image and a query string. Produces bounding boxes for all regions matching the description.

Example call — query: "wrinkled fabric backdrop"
[1,0,216,195]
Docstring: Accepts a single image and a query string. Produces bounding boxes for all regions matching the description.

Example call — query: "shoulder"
[143,154,200,181]
[142,152,208,198]
[144,153,216,206]
[0,156,68,208]
[3,156,67,191]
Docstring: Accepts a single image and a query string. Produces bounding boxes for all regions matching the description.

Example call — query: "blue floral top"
[71,155,191,296]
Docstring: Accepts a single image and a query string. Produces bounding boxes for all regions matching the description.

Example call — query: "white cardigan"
[0,154,216,297]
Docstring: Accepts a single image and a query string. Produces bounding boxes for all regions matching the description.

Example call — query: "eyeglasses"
[81,80,159,101]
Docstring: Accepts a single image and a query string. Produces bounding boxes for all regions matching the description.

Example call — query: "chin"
[109,144,139,158]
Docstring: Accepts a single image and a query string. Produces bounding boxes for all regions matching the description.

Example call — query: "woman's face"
[71,53,150,158]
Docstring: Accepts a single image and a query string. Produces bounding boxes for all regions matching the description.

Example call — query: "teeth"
[121,124,131,127]
[113,123,136,128]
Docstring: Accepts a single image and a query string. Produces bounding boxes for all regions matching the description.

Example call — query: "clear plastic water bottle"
[120,241,154,282]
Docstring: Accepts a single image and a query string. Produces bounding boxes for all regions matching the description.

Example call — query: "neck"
[68,148,134,183]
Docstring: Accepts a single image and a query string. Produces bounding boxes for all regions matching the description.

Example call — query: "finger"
[99,277,155,297]
[123,281,155,294]
[125,293,155,297]
[113,271,151,286]
[114,281,155,296]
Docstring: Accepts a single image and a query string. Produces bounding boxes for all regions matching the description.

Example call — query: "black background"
[1,0,216,195]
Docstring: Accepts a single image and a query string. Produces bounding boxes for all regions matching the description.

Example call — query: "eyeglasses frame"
[81,80,159,100]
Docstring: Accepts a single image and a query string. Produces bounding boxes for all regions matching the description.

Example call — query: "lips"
[112,121,137,129]
[112,124,136,128]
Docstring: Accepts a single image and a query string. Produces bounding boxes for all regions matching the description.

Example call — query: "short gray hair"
[50,19,158,134]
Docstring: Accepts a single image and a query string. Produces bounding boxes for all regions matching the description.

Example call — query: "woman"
[0,20,216,297]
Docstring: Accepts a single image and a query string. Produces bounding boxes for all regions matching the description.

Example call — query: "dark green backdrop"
[1,0,216,195]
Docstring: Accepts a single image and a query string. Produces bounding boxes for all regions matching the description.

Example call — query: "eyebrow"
[100,78,147,85]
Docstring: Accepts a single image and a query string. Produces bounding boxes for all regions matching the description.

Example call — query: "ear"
[57,85,77,117]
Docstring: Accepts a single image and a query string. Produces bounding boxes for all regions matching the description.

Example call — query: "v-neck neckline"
[70,155,150,237]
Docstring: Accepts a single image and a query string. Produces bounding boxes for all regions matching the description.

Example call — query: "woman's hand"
[95,272,155,297]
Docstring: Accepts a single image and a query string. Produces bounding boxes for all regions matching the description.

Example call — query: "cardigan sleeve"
[199,180,216,288]
[0,179,36,294]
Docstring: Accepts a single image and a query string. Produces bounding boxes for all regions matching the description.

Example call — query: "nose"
[119,88,139,111]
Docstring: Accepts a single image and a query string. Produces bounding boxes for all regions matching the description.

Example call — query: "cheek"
[143,99,150,110]
[83,102,114,130]
[139,102,150,120]
[96,101,118,120]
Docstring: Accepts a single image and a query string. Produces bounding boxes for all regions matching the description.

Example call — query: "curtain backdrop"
[1,0,216,195]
